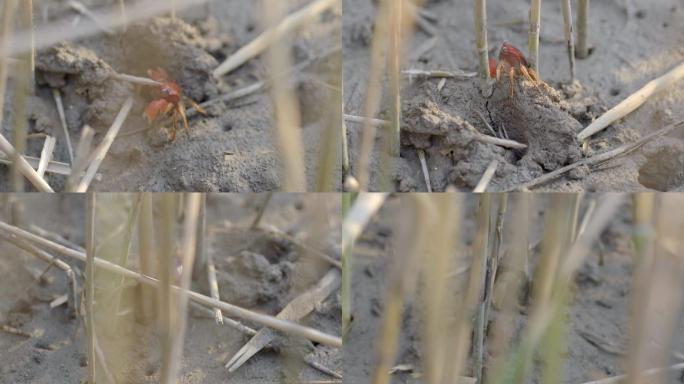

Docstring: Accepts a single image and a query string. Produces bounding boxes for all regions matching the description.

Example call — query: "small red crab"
[489,42,542,96]
[144,67,206,141]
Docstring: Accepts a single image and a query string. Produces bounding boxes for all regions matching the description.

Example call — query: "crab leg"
[508,67,516,96]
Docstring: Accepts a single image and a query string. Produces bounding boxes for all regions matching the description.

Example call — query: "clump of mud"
[400,75,585,190]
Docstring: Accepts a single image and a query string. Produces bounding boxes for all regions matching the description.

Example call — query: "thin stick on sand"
[0,154,71,176]
[0,220,343,348]
[74,98,133,192]
[212,0,337,78]
[577,61,684,141]
[52,89,74,163]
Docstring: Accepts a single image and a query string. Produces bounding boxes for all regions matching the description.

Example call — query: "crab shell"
[498,42,529,69]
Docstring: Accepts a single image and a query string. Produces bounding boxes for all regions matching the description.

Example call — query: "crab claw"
[144,99,172,123]
[488,58,498,78]
[147,67,170,82]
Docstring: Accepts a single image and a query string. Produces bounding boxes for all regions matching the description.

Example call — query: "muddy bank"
[343,0,684,192]
[1,0,341,191]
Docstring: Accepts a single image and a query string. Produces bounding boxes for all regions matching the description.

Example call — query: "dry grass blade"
[0,154,69,175]
[85,194,96,384]
[212,0,337,78]
[161,193,202,384]
[560,0,576,81]
[528,0,542,70]
[577,62,684,141]
[0,220,343,348]
[110,73,161,87]
[576,0,590,59]
[0,133,53,191]
[51,89,74,163]
[262,0,306,191]
[341,193,388,253]
[66,125,95,191]
[475,0,490,81]
[74,98,133,192]
[225,268,341,372]
[417,149,432,192]
[36,136,56,178]
[473,160,498,192]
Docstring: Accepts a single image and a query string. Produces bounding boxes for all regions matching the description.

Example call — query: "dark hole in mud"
[635,9,646,19]
[638,145,684,191]
[610,88,621,96]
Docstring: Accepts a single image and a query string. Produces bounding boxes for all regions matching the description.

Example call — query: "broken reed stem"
[576,0,590,59]
[66,125,94,191]
[21,0,35,91]
[341,118,350,177]
[387,0,402,157]
[36,136,56,178]
[341,192,354,337]
[158,194,176,384]
[162,193,201,384]
[560,0,576,81]
[52,89,75,164]
[213,0,336,77]
[475,0,490,81]
[206,246,223,324]
[137,193,157,322]
[528,0,542,71]
[117,0,127,31]
[250,192,273,229]
[85,194,96,384]
[75,97,133,192]
[262,0,306,192]
[577,62,684,141]
[192,194,207,279]
[356,0,391,190]
[473,160,498,192]
[0,221,344,348]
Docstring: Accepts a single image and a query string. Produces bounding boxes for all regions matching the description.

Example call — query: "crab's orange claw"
[148,67,170,82]
[489,58,498,78]
[144,99,171,123]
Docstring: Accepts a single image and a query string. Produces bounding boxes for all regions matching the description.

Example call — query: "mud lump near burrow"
[400,75,583,190]
[35,17,219,134]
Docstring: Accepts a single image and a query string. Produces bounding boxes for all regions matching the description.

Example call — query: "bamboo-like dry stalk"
[158,194,176,384]
[262,0,306,191]
[386,0,403,157]
[475,0,490,81]
[65,125,94,191]
[560,0,576,81]
[528,0,542,70]
[138,193,157,322]
[371,195,436,384]
[85,194,96,384]
[577,62,684,141]
[341,192,353,337]
[161,193,201,384]
[422,194,460,384]
[250,192,273,229]
[576,0,590,59]
[52,89,74,163]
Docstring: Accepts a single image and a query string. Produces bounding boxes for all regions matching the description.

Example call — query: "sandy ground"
[343,195,684,383]
[0,0,341,192]
[343,0,684,192]
[0,194,341,383]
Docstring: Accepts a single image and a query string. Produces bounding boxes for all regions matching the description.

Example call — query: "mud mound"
[400,76,583,190]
